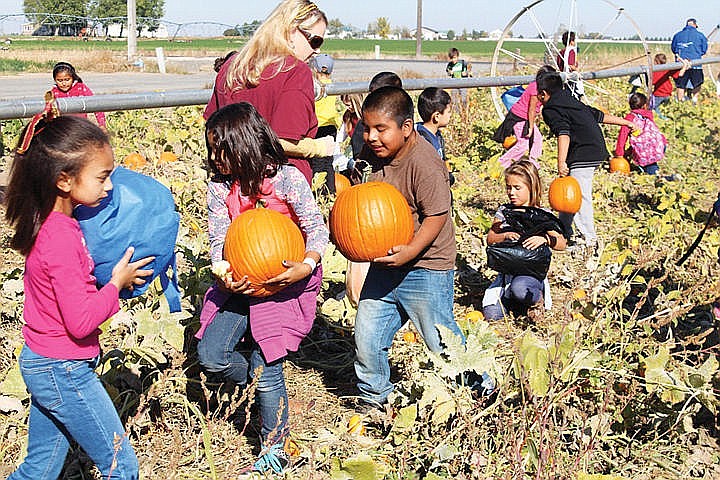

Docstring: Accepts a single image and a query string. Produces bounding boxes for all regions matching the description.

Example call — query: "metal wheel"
[489,0,653,120]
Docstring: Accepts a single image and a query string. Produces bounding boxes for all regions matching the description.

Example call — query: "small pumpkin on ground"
[609,156,631,175]
[123,153,146,170]
[159,151,178,164]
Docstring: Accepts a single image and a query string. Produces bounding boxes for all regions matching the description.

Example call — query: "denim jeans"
[483,275,544,320]
[9,345,138,480]
[196,295,289,445]
[559,166,597,244]
[354,266,463,404]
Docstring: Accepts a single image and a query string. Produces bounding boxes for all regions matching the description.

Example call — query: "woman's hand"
[265,260,312,288]
[110,247,154,291]
[522,235,548,250]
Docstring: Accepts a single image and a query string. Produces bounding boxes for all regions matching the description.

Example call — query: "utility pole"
[127,0,137,61]
[415,0,422,59]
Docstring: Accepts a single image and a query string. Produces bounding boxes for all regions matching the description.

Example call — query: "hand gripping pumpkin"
[224,208,305,297]
[548,176,582,214]
[329,182,414,262]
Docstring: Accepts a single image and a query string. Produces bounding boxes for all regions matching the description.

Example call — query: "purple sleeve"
[44,225,119,339]
[275,167,329,256]
[207,181,231,262]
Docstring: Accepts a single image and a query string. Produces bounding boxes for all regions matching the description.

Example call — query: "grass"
[0,58,55,74]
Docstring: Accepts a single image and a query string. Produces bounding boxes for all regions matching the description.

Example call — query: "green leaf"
[392,404,417,431]
[0,361,28,400]
[330,454,378,480]
[517,332,549,397]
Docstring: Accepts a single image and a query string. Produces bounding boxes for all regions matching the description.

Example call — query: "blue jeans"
[9,345,138,480]
[196,296,288,445]
[483,275,544,320]
[354,266,463,404]
[639,163,659,175]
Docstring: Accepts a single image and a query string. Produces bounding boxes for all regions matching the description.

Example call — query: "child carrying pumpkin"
[353,86,465,409]
[483,161,567,321]
[196,102,329,475]
[5,113,153,479]
[614,92,667,176]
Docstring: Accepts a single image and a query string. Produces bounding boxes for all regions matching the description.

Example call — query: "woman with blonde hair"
[204,0,330,184]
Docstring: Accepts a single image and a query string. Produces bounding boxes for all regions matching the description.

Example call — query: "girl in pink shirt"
[4,113,152,480]
[494,65,555,168]
[51,62,107,130]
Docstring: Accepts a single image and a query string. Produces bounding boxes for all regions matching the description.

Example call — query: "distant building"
[98,23,169,38]
[489,29,504,39]
[410,26,440,41]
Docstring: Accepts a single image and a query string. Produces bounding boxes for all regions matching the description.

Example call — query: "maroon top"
[205,54,318,183]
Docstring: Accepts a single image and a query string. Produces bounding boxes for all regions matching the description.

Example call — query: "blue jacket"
[671,26,708,63]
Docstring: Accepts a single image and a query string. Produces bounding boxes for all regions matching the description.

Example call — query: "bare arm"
[557,134,570,176]
[374,213,447,267]
[487,220,520,245]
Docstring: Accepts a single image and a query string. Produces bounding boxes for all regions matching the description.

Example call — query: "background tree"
[447,29,455,40]
[136,0,164,33]
[376,16,390,39]
[24,0,88,22]
[327,17,343,36]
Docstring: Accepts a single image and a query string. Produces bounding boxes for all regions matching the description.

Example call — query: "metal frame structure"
[1,57,719,120]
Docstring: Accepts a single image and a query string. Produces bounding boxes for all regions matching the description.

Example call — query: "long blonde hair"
[504,160,543,207]
[225,0,327,90]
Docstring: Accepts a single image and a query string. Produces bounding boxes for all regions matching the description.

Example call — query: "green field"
[5,36,663,61]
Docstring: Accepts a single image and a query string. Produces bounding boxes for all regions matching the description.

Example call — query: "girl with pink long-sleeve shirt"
[51,62,107,130]
[5,113,152,480]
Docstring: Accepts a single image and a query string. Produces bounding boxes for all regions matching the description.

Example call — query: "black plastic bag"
[485,205,569,280]
[487,241,552,280]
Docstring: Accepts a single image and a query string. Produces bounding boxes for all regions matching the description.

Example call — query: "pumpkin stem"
[255,198,268,209]
[359,162,372,184]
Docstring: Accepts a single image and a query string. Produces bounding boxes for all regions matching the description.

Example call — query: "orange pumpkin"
[609,156,631,175]
[503,135,518,149]
[123,153,146,170]
[159,151,178,164]
[334,173,351,195]
[548,176,582,214]
[224,208,305,297]
[329,182,414,262]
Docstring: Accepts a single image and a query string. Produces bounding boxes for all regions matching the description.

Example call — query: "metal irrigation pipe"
[1,57,719,120]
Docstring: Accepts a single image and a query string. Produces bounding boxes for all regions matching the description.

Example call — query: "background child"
[493,65,555,168]
[651,54,690,118]
[50,62,107,131]
[446,47,471,107]
[556,31,584,101]
[537,70,636,253]
[4,115,153,480]
[614,92,667,175]
[416,87,455,185]
[353,86,463,408]
[197,102,329,475]
[483,161,567,320]
[310,53,341,195]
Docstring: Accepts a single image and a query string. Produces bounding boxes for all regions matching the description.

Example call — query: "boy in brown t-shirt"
[353,86,464,408]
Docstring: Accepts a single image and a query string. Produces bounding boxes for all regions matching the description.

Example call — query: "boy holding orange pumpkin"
[537,70,636,252]
[352,86,464,408]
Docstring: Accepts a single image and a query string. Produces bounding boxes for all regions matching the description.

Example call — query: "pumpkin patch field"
[1,80,720,479]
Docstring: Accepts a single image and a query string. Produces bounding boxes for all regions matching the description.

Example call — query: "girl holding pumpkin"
[483,161,567,321]
[204,0,334,185]
[197,102,328,475]
[4,113,153,479]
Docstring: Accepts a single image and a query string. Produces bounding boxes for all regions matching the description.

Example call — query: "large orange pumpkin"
[334,173,351,195]
[123,153,146,170]
[329,182,414,262]
[548,176,582,214]
[609,156,631,175]
[224,208,305,297]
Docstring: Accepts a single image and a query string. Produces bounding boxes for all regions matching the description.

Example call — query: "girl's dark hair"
[362,86,414,127]
[629,92,648,110]
[418,87,452,122]
[52,61,83,83]
[536,71,564,94]
[205,102,287,198]
[4,116,108,255]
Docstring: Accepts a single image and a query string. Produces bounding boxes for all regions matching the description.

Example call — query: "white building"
[410,26,440,41]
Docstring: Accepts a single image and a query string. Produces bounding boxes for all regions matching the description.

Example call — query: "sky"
[1,0,718,39]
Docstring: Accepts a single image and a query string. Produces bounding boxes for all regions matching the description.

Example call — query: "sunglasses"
[298,28,324,50]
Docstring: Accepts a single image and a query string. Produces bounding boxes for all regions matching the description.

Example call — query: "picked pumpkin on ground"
[609,156,631,175]
[159,151,178,164]
[123,152,146,170]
